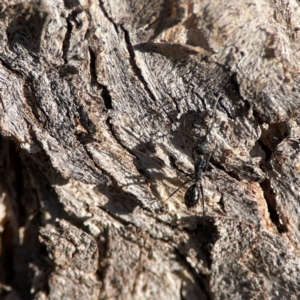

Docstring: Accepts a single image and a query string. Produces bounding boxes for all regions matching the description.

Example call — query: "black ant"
[164,96,220,225]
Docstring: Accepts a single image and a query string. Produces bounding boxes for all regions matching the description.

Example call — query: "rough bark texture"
[1,0,300,299]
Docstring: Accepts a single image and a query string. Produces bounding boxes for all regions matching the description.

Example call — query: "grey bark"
[1,0,300,299]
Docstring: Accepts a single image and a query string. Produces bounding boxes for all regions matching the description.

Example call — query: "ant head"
[193,137,207,156]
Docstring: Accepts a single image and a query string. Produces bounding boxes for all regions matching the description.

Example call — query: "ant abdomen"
[184,183,200,209]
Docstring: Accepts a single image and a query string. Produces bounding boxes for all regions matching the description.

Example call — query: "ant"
[164,96,220,225]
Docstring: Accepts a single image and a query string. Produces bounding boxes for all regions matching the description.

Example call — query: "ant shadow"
[95,103,220,219]
[94,183,139,215]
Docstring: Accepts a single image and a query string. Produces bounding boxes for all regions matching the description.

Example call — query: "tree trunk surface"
[1,0,300,299]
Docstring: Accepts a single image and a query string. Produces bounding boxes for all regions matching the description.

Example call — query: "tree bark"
[1,0,300,299]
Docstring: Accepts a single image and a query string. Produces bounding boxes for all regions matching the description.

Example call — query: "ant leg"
[178,173,193,179]
[204,152,213,173]
[199,180,205,226]
[163,179,193,203]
